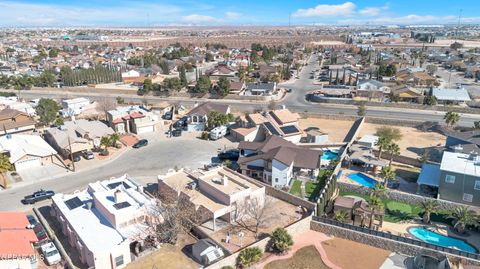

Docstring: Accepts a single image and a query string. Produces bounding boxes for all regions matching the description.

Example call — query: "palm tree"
[370,183,387,199]
[109,133,120,147]
[376,136,390,160]
[380,166,396,187]
[100,136,111,150]
[420,199,439,224]
[0,153,12,188]
[334,211,349,223]
[444,111,460,127]
[368,196,384,229]
[386,143,400,167]
[449,206,479,234]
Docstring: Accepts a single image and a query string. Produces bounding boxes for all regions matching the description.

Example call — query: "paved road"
[0,133,235,212]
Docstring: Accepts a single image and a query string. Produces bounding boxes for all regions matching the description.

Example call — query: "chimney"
[114,189,124,204]
[221,175,228,186]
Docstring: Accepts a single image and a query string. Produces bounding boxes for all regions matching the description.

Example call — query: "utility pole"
[68,137,75,172]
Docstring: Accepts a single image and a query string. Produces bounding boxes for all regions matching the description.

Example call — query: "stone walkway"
[255,230,341,269]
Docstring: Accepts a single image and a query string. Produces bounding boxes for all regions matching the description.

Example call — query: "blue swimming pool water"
[409,227,478,254]
[347,172,378,188]
[321,150,339,161]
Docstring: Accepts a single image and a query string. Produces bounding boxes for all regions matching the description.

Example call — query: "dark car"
[163,112,173,120]
[133,139,148,148]
[26,215,48,242]
[71,153,81,162]
[173,118,187,129]
[21,190,55,204]
[218,149,240,161]
[137,88,145,96]
[286,88,292,93]
[172,129,182,137]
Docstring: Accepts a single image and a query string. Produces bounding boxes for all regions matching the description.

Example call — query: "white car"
[41,242,61,265]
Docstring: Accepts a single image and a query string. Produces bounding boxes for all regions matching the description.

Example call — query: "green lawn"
[305,182,321,201]
[290,180,302,197]
[339,190,450,224]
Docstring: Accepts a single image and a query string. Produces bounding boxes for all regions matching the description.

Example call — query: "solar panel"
[65,197,83,210]
[107,182,131,190]
[113,201,131,210]
[280,125,299,135]
[263,122,280,135]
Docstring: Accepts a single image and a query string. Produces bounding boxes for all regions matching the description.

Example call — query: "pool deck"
[337,169,383,187]
[381,220,480,251]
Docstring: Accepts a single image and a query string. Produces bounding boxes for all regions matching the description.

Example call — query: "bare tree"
[96,96,117,120]
[234,196,274,239]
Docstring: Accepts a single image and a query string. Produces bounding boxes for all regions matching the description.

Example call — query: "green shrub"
[238,247,263,267]
[271,228,293,253]
[221,266,234,269]
[201,131,209,140]
[100,149,110,156]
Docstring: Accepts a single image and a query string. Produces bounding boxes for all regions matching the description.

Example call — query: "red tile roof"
[0,212,37,258]
[129,112,145,119]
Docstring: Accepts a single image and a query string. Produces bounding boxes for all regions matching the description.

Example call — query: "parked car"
[83,151,94,160]
[33,223,48,242]
[137,87,145,96]
[173,117,187,129]
[172,129,182,137]
[133,139,148,148]
[218,149,239,161]
[286,88,292,93]
[41,242,62,265]
[21,190,55,204]
[71,153,81,162]
[163,111,173,120]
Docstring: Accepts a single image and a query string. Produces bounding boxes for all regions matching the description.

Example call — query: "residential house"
[432,88,471,104]
[186,102,230,132]
[107,106,159,134]
[51,175,156,269]
[237,135,323,187]
[0,108,36,135]
[0,134,57,171]
[244,82,276,96]
[158,167,265,231]
[0,97,36,116]
[44,119,114,158]
[355,79,389,100]
[121,70,141,83]
[231,108,302,143]
[60,97,91,117]
[207,65,238,81]
[0,212,39,269]
[390,85,424,103]
[229,81,246,95]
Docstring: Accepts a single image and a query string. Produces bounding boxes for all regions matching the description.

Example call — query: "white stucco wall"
[271,160,293,187]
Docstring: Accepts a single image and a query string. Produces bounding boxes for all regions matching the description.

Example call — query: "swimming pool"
[347,172,378,188]
[321,150,339,161]
[409,227,478,254]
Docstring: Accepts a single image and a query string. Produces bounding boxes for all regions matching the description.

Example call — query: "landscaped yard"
[264,245,330,269]
[339,190,451,224]
[392,164,420,183]
[290,180,302,197]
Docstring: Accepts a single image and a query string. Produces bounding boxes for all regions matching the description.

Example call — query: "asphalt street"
[0,133,235,212]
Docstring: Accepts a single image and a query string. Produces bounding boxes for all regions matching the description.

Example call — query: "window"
[115,255,124,267]
[475,180,480,191]
[275,178,278,183]
[463,193,473,203]
[445,175,456,184]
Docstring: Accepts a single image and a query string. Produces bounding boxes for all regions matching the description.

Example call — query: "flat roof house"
[0,134,57,171]
[158,167,265,231]
[0,108,36,136]
[51,175,155,269]
[237,135,323,187]
[0,212,38,269]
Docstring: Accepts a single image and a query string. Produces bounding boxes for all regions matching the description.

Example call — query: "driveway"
[0,132,237,212]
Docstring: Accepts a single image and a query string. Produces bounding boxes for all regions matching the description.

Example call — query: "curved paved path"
[256,230,341,269]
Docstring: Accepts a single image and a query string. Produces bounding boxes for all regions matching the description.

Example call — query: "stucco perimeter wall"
[204,216,312,269]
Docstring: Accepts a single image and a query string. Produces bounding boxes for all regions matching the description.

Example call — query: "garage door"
[15,158,41,171]
[136,125,154,134]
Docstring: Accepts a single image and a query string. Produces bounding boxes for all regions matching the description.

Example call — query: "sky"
[0,0,478,27]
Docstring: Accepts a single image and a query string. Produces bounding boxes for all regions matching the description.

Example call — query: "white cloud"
[292,2,356,18]
[225,12,242,19]
[359,7,381,16]
[0,1,182,26]
[181,14,221,24]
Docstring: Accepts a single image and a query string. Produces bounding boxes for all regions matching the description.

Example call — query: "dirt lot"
[299,118,354,143]
[126,234,200,269]
[321,238,391,269]
[264,245,329,269]
[359,123,446,158]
